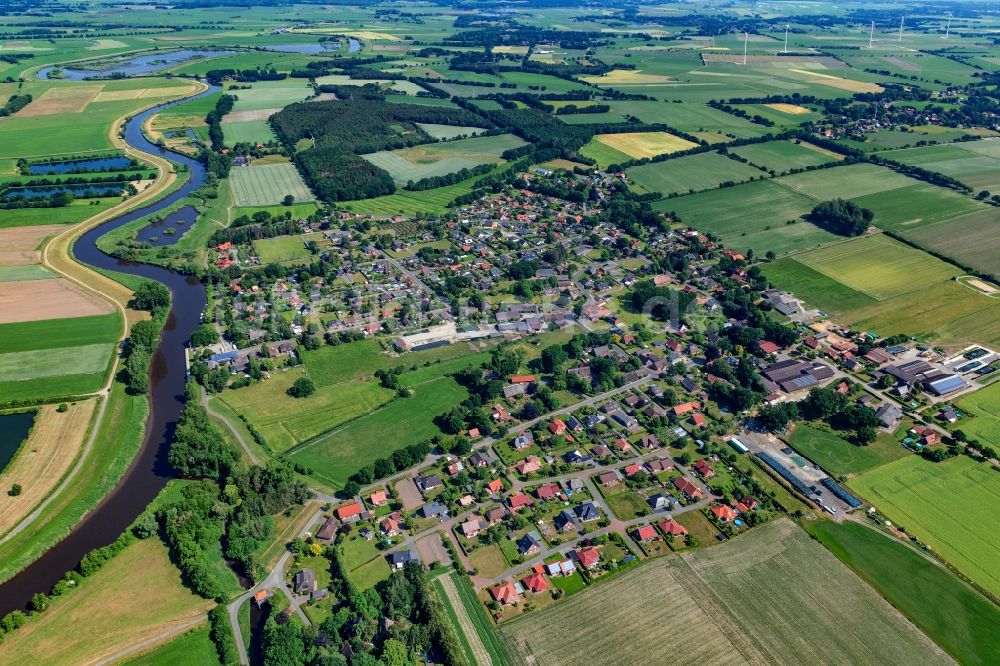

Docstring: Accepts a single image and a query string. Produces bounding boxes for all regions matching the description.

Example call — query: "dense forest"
[270,96,488,201]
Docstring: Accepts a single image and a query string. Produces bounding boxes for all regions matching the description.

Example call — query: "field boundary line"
[92,615,209,666]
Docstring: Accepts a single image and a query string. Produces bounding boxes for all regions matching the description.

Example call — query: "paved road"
[227,505,323,666]
[378,249,436,295]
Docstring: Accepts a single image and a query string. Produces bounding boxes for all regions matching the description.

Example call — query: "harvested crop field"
[17,85,102,116]
[222,107,281,122]
[581,69,674,85]
[589,131,697,160]
[92,86,194,102]
[765,103,811,114]
[229,163,313,206]
[0,400,95,536]
[849,456,1000,598]
[0,224,65,265]
[0,278,114,324]
[500,519,952,666]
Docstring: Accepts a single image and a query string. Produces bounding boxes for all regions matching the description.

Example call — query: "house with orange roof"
[490,582,520,606]
[659,519,688,537]
[711,504,738,522]
[368,490,388,507]
[635,525,657,543]
[522,572,549,593]
[335,502,363,523]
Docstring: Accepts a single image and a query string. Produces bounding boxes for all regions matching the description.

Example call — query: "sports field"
[627,151,763,195]
[229,163,313,206]
[849,455,1000,598]
[955,381,1000,450]
[786,423,907,476]
[661,179,837,256]
[289,375,468,488]
[500,519,952,666]
[808,520,1000,666]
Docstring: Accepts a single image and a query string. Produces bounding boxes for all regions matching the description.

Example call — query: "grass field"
[606,100,769,137]
[808,520,1000,666]
[362,134,524,184]
[0,264,54,282]
[500,519,951,665]
[903,208,1000,277]
[228,80,312,112]
[661,179,837,256]
[253,234,311,264]
[0,537,213,665]
[627,151,763,195]
[848,455,1000,598]
[850,183,986,233]
[341,166,504,217]
[289,376,467,488]
[223,119,277,146]
[0,342,113,382]
[230,163,313,206]
[731,139,839,172]
[884,140,1000,193]
[220,367,395,453]
[786,423,908,476]
[955,381,1000,444]
[301,338,487,387]
[774,163,915,201]
[585,131,697,163]
[787,235,960,301]
[122,623,221,666]
[416,122,486,140]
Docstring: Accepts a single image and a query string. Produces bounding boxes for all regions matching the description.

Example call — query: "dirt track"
[0,400,96,537]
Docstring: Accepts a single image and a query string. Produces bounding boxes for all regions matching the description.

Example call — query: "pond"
[0,184,123,201]
[348,38,361,53]
[263,42,339,54]
[28,156,134,175]
[37,49,233,80]
[135,205,197,246]
[0,411,34,474]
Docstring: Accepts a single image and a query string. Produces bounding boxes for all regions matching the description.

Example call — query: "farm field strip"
[849,456,1000,598]
[437,573,493,666]
[500,519,951,666]
[0,342,113,382]
[628,151,764,196]
[955,380,1000,443]
[229,163,313,206]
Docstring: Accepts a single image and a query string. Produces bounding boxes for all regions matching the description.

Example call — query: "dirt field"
[395,477,423,510]
[582,69,674,85]
[766,103,811,114]
[223,107,283,122]
[0,224,66,265]
[0,278,114,324]
[0,400,95,536]
[17,85,103,116]
[967,278,998,294]
[788,69,884,93]
[0,537,213,666]
[415,533,451,567]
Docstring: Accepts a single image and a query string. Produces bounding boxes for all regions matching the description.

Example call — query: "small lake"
[263,42,339,54]
[37,49,233,80]
[1,184,123,201]
[135,205,197,246]
[29,156,134,175]
[0,412,34,474]
[348,38,361,53]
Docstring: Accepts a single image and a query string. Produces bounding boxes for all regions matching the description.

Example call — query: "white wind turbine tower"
[782,24,789,53]
[743,31,748,65]
[868,20,875,49]
[898,16,904,41]
[944,14,952,39]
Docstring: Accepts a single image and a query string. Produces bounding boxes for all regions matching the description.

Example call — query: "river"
[0,84,219,615]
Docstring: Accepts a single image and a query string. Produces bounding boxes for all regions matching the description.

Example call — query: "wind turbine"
[782,24,789,53]
[944,14,952,39]
[868,20,875,49]
[743,31,748,65]
[898,16,904,41]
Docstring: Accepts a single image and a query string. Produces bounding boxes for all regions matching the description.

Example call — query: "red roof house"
[693,459,715,478]
[635,525,657,542]
[522,572,549,593]
[490,582,520,606]
[659,519,688,537]
[711,504,738,522]
[575,546,600,570]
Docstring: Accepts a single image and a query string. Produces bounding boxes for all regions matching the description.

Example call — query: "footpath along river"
[0,83,220,614]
